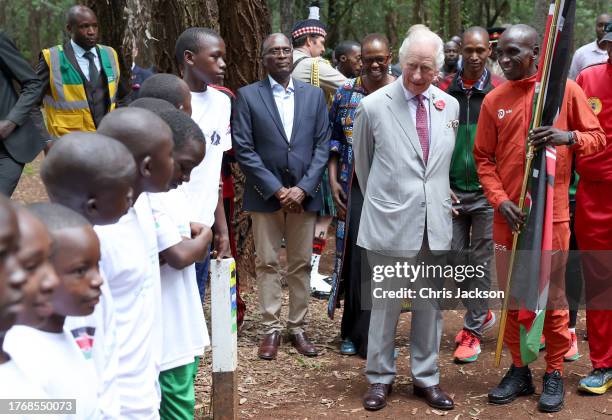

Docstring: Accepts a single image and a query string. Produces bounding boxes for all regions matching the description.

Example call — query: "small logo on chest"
[497,108,513,119]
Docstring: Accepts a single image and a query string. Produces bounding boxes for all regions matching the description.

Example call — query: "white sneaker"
[310,272,332,295]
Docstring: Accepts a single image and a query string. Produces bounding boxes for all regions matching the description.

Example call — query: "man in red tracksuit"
[574,26,612,396]
[473,24,605,413]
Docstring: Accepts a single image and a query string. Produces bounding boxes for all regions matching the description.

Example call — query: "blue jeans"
[195,245,211,302]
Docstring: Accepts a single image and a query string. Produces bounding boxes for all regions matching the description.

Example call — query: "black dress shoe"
[538,370,564,413]
[414,385,454,410]
[488,364,535,404]
[363,383,392,411]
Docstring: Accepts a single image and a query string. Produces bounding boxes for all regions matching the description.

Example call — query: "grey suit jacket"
[0,32,45,163]
[353,79,459,256]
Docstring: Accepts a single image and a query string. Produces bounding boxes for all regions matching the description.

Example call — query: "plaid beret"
[291,19,327,40]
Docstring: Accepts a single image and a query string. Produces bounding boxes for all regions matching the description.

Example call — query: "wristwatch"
[567,131,577,146]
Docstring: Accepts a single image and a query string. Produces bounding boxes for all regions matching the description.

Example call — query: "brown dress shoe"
[363,383,392,411]
[289,332,318,356]
[414,384,454,410]
[258,331,281,360]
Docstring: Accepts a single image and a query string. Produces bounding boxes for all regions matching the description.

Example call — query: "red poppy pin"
[434,99,445,111]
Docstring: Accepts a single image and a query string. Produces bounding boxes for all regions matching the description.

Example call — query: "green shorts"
[159,357,200,420]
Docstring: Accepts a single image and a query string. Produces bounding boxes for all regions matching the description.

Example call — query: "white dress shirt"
[269,75,295,142]
[70,39,101,81]
[401,83,432,144]
[568,40,608,80]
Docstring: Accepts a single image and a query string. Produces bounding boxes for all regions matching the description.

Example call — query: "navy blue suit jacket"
[232,77,330,213]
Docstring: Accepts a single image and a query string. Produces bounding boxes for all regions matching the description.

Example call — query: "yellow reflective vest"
[42,44,120,137]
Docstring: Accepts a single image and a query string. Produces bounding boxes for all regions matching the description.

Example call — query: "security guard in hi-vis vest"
[36,5,123,139]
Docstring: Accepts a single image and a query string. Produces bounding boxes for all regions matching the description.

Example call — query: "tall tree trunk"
[384,7,399,50]
[413,0,425,24]
[438,0,447,39]
[28,3,42,65]
[327,0,339,52]
[217,0,270,93]
[280,0,294,36]
[152,0,219,74]
[532,0,549,40]
[448,0,462,37]
[87,0,219,82]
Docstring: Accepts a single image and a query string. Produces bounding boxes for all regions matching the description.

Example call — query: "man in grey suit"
[0,32,45,196]
[353,27,460,411]
[232,33,330,360]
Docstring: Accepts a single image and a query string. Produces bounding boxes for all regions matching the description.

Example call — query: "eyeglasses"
[362,55,391,66]
[264,47,292,57]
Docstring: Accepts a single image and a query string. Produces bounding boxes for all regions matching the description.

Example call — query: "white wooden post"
[210,258,238,420]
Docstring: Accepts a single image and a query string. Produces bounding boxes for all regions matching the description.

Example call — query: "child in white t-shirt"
[175,28,234,304]
[41,132,139,420]
[5,205,99,419]
[0,198,49,409]
[95,108,177,419]
[98,107,210,418]
[144,108,211,418]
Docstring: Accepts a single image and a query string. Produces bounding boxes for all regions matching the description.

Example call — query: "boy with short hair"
[139,73,192,116]
[175,28,233,300]
[95,107,178,419]
[98,107,210,417]
[5,205,100,419]
[129,97,177,114]
[149,109,210,419]
[41,132,137,419]
[0,197,46,402]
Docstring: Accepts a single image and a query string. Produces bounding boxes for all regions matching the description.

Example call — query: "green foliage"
[0,0,75,63]
[0,0,605,64]
[268,0,607,51]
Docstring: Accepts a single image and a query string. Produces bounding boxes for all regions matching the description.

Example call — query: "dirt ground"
[14,160,612,420]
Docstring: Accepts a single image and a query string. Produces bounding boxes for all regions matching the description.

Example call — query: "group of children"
[0,68,221,418]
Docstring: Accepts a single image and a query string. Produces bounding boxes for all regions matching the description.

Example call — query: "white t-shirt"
[4,326,98,419]
[0,359,49,417]
[184,87,232,227]
[64,278,119,420]
[133,194,181,398]
[94,208,160,419]
[149,187,210,372]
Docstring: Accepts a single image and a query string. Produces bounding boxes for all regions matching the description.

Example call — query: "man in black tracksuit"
[438,26,505,363]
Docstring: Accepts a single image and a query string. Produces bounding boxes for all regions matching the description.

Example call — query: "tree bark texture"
[532,0,549,41]
[448,0,462,36]
[217,0,271,91]
[279,0,295,36]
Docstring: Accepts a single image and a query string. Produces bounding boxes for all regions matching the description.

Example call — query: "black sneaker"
[488,364,535,404]
[538,370,564,413]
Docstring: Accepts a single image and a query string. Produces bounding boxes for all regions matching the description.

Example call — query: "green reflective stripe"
[48,47,66,102]
[98,46,118,103]
[55,45,85,85]
[43,95,89,110]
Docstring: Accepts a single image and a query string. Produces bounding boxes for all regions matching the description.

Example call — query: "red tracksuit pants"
[575,181,612,369]
[494,221,571,373]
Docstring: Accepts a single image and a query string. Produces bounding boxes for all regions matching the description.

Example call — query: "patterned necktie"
[415,94,429,164]
[84,51,100,84]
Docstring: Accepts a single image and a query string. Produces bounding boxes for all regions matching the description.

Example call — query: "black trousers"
[0,143,23,197]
